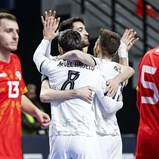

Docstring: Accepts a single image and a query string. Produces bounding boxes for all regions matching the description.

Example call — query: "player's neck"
[98,54,112,61]
[82,47,88,53]
[103,56,112,61]
[0,51,10,62]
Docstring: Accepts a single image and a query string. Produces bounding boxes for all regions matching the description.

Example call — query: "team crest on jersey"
[0,72,7,77]
[15,71,21,80]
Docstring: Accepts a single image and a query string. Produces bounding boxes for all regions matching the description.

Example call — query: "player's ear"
[59,47,64,55]
[58,45,64,55]
[95,43,100,55]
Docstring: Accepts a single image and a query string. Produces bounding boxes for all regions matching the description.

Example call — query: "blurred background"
[1,0,159,158]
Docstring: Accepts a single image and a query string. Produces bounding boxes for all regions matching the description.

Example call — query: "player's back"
[96,58,119,80]
[41,59,103,136]
[93,58,123,136]
[95,58,123,111]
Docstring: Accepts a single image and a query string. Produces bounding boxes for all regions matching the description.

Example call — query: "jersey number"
[8,81,19,98]
[141,65,159,104]
[61,70,80,90]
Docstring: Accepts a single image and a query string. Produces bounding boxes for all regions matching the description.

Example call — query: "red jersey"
[136,46,159,158]
[0,53,27,159]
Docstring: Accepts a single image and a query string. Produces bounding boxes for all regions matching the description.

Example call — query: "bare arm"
[106,62,135,96]
[115,62,135,83]
[39,11,94,104]
[57,50,96,66]
[40,79,94,104]
[22,95,50,129]
[105,28,138,97]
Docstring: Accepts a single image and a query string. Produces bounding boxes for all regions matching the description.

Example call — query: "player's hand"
[106,78,120,97]
[41,10,56,26]
[75,86,94,104]
[127,35,139,52]
[41,10,60,41]
[35,110,51,129]
[43,17,60,41]
[121,29,139,52]
[41,119,50,129]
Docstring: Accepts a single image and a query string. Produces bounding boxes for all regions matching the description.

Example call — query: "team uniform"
[94,58,124,159]
[34,39,106,159]
[136,46,159,159]
[0,53,27,159]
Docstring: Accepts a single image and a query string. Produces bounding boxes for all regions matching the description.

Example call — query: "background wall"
[1,0,139,134]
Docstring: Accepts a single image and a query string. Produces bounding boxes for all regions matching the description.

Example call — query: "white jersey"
[94,58,124,136]
[34,40,105,137]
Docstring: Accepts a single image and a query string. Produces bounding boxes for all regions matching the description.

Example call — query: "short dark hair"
[58,29,82,52]
[99,28,121,58]
[59,17,84,32]
[0,12,17,21]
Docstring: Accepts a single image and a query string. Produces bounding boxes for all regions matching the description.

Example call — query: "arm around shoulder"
[115,62,135,85]
[40,79,81,102]
[57,50,96,66]
[40,79,93,103]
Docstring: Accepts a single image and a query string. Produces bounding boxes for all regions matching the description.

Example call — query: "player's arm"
[33,17,60,73]
[40,77,93,104]
[22,112,41,129]
[106,63,135,97]
[21,95,50,129]
[106,29,137,97]
[33,39,55,74]
[113,61,135,83]
[118,28,139,66]
[41,10,60,59]
[57,50,96,66]
[95,86,123,115]
[45,41,52,59]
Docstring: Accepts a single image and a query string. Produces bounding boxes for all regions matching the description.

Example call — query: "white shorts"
[98,135,122,159]
[49,136,103,159]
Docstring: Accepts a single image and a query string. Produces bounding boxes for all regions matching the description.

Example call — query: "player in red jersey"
[136,46,159,159]
[0,12,50,159]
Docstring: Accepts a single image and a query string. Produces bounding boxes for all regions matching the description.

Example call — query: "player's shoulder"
[101,59,115,68]
[10,53,20,60]
[146,46,159,55]
[10,53,21,63]
[154,46,159,54]
[110,61,117,66]
[95,57,111,65]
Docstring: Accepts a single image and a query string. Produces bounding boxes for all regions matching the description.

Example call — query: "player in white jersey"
[94,58,124,159]
[93,29,133,159]
[38,11,137,159]
[39,12,97,103]
[57,28,135,159]
[33,17,124,159]
[40,11,136,100]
